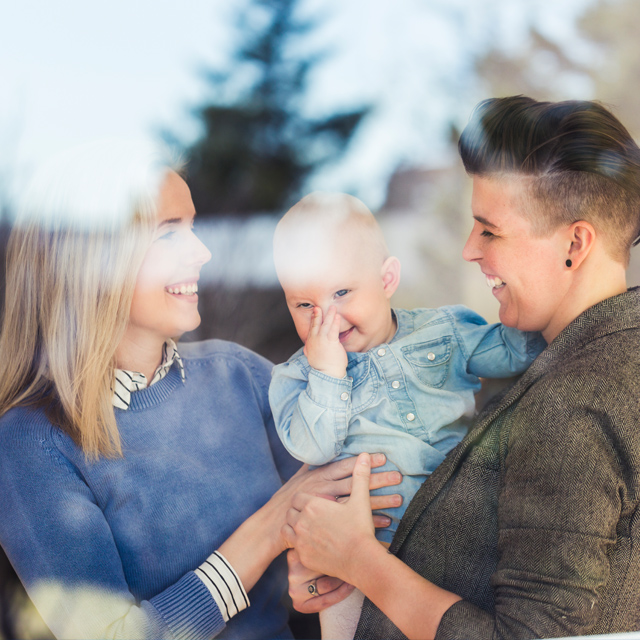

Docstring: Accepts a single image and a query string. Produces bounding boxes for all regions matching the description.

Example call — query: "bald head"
[273,192,389,287]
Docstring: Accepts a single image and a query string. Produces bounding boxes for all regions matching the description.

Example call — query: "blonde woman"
[0,141,399,640]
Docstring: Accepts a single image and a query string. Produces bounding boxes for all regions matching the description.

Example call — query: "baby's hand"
[304,306,348,378]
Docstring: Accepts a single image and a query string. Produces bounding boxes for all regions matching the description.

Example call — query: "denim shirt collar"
[345,308,410,366]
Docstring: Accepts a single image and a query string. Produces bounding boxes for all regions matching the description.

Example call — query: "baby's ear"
[381,257,401,298]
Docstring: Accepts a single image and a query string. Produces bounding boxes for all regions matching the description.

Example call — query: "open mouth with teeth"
[166,283,199,296]
[486,276,506,290]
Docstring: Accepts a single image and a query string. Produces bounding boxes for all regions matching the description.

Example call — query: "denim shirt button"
[427,352,436,361]
[391,380,400,389]
[377,348,386,356]
[406,413,416,421]
[340,392,349,401]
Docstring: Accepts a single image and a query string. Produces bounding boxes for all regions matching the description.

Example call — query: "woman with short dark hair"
[285,97,640,639]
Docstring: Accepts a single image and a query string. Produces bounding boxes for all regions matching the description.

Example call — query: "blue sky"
[0,0,591,209]
[0,1,232,194]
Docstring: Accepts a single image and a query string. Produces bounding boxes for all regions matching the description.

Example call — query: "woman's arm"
[0,416,400,640]
[284,453,462,640]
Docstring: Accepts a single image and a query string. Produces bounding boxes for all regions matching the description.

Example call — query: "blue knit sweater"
[0,340,301,640]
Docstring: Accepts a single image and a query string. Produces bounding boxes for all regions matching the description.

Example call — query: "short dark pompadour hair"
[458,96,640,264]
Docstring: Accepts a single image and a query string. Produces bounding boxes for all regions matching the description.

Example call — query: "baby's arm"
[444,305,546,379]
[270,352,352,467]
[304,306,348,379]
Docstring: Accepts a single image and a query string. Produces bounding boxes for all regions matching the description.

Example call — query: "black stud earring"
[566,259,572,268]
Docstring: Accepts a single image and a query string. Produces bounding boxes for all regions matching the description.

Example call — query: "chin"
[497,308,517,329]
[173,314,202,337]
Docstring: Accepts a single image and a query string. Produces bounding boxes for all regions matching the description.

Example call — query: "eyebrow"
[158,215,194,228]
[473,215,500,230]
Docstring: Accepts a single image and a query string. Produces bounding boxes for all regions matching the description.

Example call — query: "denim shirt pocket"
[346,356,377,412]
[401,336,452,388]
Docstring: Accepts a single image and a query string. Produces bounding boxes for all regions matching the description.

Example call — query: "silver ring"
[308,580,319,596]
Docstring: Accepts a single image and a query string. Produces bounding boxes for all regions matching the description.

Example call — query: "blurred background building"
[2,0,640,637]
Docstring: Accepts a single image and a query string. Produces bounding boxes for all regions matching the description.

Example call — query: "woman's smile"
[166,281,200,298]
[485,275,505,290]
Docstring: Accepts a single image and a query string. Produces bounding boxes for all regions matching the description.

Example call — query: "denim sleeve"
[444,305,546,379]
[0,428,224,640]
[269,357,352,466]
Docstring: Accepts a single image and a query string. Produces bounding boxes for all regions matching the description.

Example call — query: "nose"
[462,225,482,263]
[187,230,212,267]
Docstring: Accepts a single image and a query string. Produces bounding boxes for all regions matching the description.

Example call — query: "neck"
[116,331,166,383]
[543,255,627,343]
[386,310,398,343]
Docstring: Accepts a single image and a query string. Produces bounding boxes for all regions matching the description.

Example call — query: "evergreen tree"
[179,0,368,216]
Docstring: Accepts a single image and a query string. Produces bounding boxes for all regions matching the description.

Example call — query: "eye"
[334,289,349,298]
[480,229,496,238]
[158,230,176,241]
[297,302,313,309]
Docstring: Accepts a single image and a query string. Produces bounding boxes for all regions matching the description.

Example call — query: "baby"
[269,192,545,637]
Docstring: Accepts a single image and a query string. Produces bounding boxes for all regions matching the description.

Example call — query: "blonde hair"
[273,191,389,283]
[0,140,172,459]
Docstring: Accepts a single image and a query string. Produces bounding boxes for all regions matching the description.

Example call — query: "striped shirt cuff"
[194,551,250,622]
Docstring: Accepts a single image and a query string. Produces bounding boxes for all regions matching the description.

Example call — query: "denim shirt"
[270,305,546,542]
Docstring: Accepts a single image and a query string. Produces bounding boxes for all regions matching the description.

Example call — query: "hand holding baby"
[303,306,348,378]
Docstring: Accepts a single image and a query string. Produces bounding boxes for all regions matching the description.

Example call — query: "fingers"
[287,549,354,613]
[281,522,296,549]
[372,514,392,528]
[370,493,403,511]
[369,453,388,470]
[369,469,402,491]
[320,306,335,334]
[308,306,343,342]
[308,307,340,338]
[320,453,387,482]
[316,574,346,594]
[323,306,341,341]
[350,453,373,503]
[309,307,323,335]
[286,503,304,526]
[290,492,315,513]
[306,454,397,501]
[295,581,355,614]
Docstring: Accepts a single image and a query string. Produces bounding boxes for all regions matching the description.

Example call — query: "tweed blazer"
[355,288,640,640]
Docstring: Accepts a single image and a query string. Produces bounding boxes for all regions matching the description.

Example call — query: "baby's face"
[280,249,397,353]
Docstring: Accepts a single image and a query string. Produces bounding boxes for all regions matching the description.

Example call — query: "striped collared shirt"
[113,339,185,410]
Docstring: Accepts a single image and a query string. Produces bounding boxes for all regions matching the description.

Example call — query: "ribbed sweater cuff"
[151,571,226,640]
